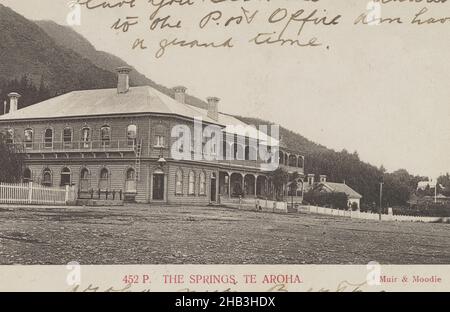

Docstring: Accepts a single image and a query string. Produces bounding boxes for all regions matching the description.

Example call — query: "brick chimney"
[8,92,21,113]
[173,86,187,104]
[320,175,327,183]
[206,97,220,121]
[116,67,132,94]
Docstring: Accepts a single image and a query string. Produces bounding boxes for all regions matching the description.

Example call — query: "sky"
[1,0,449,178]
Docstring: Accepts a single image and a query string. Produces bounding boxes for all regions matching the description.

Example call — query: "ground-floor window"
[42,168,52,187]
[175,169,183,195]
[23,168,32,183]
[60,167,71,186]
[80,168,90,192]
[125,168,136,193]
[188,171,195,195]
[99,168,110,191]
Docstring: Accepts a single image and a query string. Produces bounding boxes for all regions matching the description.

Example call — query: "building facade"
[0,68,305,205]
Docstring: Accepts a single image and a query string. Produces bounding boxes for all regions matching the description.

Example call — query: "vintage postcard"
[0,0,449,294]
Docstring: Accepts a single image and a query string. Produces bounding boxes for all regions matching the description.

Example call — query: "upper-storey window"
[81,127,91,149]
[44,129,53,149]
[127,125,137,147]
[298,157,304,168]
[63,128,73,148]
[289,155,297,167]
[155,135,165,148]
[101,125,111,147]
[154,124,167,148]
[5,128,14,144]
[24,128,33,149]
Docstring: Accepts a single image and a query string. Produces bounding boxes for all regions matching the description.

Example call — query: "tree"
[0,133,24,183]
[0,75,52,115]
[437,173,450,197]
[304,190,349,210]
[268,167,289,201]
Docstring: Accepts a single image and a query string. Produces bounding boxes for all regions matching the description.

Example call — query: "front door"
[210,175,217,202]
[152,174,165,200]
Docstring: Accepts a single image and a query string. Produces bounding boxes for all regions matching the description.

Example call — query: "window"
[24,128,33,149]
[155,135,165,148]
[199,172,206,195]
[279,152,284,165]
[81,168,90,180]
[289,155,297,167]
[44,129,53,149]
[63,128,73,147]
[42,168,52,186]
[175,169,183,195]
[80,168,90,192]
[5,128,14,144]
[177,132,185,153]
[101,125,111,147]
[81,127,91,148]
[127,125,137,147]
[298,157,304,168]
[125,168,136,193]
[23,168,32,183]
[99,168,110,191]
[188,171,195,195]
[60,167,71,186]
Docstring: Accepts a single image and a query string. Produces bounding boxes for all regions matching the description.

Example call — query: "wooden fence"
[221,197,288,213]
[0,182,74,205]
[297,205,450,223]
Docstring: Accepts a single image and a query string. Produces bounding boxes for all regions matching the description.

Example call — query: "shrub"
[393,203,450,217]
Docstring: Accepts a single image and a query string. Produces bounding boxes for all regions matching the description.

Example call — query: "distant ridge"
[35,20,209,110]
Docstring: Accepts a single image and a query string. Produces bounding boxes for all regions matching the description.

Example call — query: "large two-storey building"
[0,68,305,205]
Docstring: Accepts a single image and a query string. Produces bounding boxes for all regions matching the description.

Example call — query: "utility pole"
[379,182,383,221]
[434,178,438,204]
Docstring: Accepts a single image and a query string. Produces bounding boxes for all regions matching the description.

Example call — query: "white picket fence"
[297,205,450,223]
[0,182,72,205]
[221,197,288,213]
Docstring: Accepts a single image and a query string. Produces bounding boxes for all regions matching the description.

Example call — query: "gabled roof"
[316,182,362,199]
[0,85,278,145]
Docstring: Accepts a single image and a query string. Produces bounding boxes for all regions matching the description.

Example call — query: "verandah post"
[65,185,70,204]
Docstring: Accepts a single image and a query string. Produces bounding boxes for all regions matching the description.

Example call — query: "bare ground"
[0,205,449,265]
